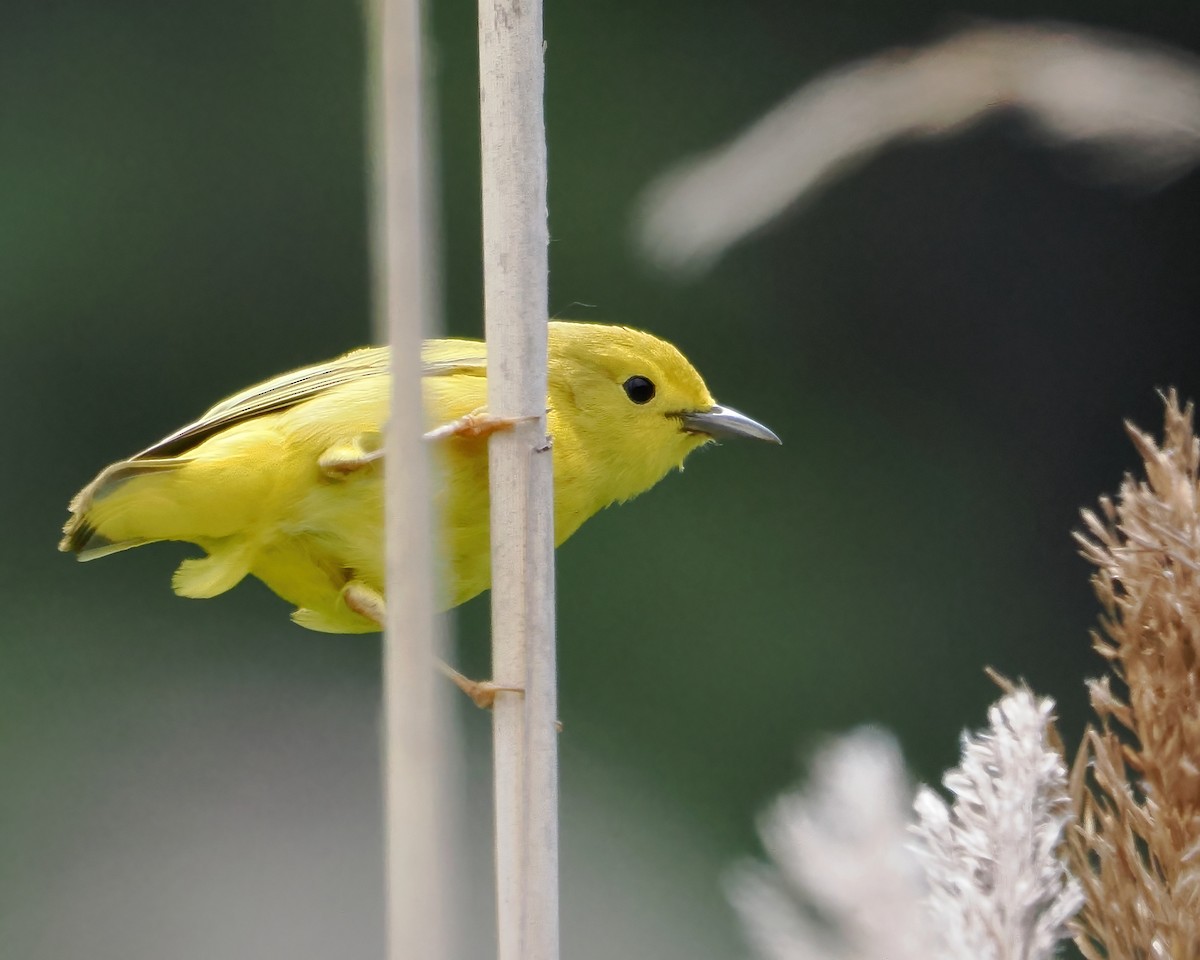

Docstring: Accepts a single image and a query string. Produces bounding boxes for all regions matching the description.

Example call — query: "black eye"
[623,375,656,404]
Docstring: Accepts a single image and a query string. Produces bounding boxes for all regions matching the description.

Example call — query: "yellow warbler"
[61,322,778,634]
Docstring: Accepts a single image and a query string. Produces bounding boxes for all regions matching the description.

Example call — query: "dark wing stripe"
[132,349,487,461]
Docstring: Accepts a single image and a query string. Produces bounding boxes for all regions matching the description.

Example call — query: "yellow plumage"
[61,321,778,632]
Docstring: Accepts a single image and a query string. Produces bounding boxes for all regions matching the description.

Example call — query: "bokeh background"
[4,1,1199,957]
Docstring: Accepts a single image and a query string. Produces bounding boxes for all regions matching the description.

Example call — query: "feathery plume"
[1071,391,1200,958]
[729,729,932,960]
[911,689,1083,960]
[732,691,1079,960]
[637,21,1200,272]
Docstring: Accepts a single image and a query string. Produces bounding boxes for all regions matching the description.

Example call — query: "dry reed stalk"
[372,0,455,956]
[477,0,557,956]
[1071,391,1200,959]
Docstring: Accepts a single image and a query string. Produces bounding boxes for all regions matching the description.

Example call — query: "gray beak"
[679,404,781,444]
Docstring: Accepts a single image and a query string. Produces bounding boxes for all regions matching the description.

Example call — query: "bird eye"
[623,375,656,404]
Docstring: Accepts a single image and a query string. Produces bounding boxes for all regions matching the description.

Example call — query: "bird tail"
[60,458,183,559]
[60,454,259,599]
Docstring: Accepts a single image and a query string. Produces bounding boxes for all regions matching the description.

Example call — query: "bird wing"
[133,342,487,460]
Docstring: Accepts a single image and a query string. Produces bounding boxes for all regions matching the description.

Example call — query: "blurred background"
[3,0,1199,957]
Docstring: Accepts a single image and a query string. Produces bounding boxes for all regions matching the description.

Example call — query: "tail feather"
[172,553,249,598]
[59,458,188,557]
[75,535,159,562]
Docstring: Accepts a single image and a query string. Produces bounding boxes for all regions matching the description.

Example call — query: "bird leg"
[341,580,523,710]
[319,433,384,479]
[317,413,544,479]
[343,579,388,623]
[423,408,541,442]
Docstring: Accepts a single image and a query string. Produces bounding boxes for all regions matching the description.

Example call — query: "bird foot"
[424,410,540,442]
[341,583,535,714]
[437,660,523,709]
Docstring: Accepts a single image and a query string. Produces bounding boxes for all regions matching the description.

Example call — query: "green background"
[3,0,1198,956]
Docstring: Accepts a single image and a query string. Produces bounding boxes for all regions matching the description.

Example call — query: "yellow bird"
[61,322,778,696]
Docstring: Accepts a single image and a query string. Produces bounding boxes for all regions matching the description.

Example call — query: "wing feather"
[132,342,487,460]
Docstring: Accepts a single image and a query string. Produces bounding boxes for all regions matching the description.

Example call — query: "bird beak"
[679,404,781,444]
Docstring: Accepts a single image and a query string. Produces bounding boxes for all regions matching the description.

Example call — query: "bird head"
[546,321,779,507]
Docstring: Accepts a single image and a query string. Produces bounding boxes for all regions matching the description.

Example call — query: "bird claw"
[460,678,563,729]
[462,679,525,710]
[436,660,523,709]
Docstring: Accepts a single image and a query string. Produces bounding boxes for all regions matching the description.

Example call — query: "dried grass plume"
[911,689,1082,960]
[729,730,931,960]
[638,21,1200,272]
[1071,391,1200,958]
[732,691,1079,960]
